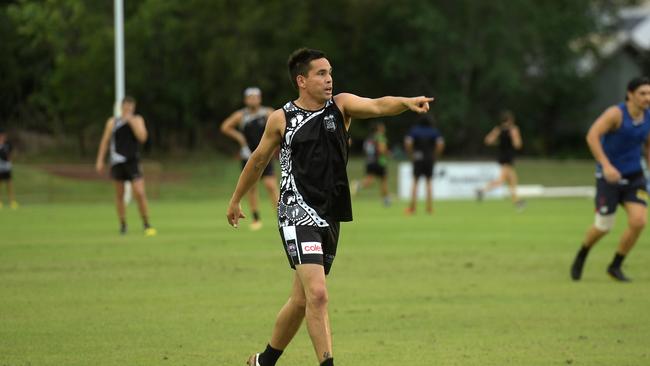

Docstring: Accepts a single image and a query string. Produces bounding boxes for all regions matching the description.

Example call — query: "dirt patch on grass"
[39,163,187,182]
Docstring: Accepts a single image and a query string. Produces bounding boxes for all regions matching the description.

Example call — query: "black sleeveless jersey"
[0,141,12,172]
[498,128,515,161]
[240,107,272,151]
[110,117,139,166]
[278,99,352,227]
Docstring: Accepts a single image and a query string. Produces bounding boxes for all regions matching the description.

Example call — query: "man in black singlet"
[221,87,279,230]
[96,96,156,236]
[476,110,525,209]
[226,48,433,366]
[0,127,18,209]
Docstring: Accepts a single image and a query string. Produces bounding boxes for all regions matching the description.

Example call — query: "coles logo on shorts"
[301,241,323,255]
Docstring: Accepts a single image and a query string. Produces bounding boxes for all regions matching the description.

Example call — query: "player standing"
[0,127,18,209]
[476,110,525,209]
[351,122,391,206]
[571,76,650,282]
[404,115,444,215]
[221,87,279,230]
[95,96,156,236]
[225,48,433,366]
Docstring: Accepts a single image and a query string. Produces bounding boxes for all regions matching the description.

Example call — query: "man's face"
[121,101,136,117]
[628,85,650,110]
[300,58,333,101]
[244,94,262,108]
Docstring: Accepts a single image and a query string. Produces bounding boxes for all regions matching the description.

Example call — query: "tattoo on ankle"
[323,351,332,360]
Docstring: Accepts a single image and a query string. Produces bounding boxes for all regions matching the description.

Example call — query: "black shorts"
[365,162,386,178]
[595,172,648,215]
[242,159,274,177]
[279,222,340,275]
[413,160,434,179]
[110,160,142,181]
[0,171,11,181]
[498,155,514,165]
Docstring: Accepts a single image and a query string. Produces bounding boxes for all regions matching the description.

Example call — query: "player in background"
[226,48,433,366]
[0,127,18,209]
[404,114,444,215]
[221,87,279,230]
[351,122,391,206]
[571,76,650,282]
[95,96,156,236]
[476,110,525,209]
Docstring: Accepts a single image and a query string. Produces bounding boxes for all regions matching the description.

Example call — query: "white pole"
[114,0,131,204]
[114,0,125,117]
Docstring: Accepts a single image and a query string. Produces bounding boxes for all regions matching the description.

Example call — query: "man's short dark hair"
[122,95,136,105]
[627,76,650,93]
[499,109,514,123]
[287,48,326,89]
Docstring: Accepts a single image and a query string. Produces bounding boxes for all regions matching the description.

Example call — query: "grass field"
[1,159,650,365]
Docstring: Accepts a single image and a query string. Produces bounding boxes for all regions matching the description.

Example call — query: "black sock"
[577,244,590,260]
[258,344,283,366]
[252,211,260,221]
[320,358,334,366]
[142,217,150,229]
[610,252,626,269]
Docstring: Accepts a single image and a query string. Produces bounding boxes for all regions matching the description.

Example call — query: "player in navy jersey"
[404,115,444,215]
[225,48,433,366]
[221,87,279,230]
[476,110,525,209]
[0,127,18,209]
[571,76,650,282]
[95,97,156,236]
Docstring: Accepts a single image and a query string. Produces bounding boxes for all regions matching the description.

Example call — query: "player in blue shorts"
[571,76,650,282]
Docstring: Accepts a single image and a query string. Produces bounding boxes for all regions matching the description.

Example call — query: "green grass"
[1,195,649,365]
[9,157,595,204]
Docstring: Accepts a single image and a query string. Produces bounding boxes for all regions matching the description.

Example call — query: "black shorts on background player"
[111,160,142,181]
[241,159,274,177]
[365,162,386,178]
[413,160,434,178]
[498,153,514,165]
[595,171,648,215]
[280,221,340,275]
[0,171,11,181]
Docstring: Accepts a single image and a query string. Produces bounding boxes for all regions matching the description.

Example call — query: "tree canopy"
[1,0,643,157]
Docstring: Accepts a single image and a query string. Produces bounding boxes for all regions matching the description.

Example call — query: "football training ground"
[1,160,649,365]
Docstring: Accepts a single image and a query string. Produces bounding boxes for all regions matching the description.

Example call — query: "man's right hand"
[226,200,246,228]
[95,161,105,174]
[603,164,622,183]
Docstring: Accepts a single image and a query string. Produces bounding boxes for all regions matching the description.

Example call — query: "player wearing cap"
[221,87,279,230]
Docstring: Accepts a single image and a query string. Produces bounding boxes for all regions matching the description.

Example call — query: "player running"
[404,115,444,215]
[226,48,433,366]
[351,122,391,206]
[0,127,18,210]
[571,76,650,282]
[476,110,525,209]
[95,96,156,236]
[221,87,279,230]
